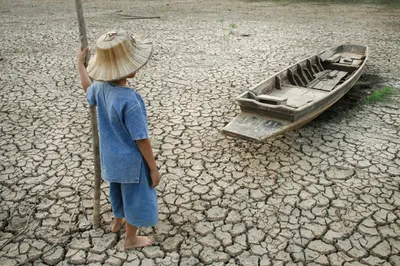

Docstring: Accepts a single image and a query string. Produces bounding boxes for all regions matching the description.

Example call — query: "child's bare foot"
[111,218,125,233]
[124,236,154,250]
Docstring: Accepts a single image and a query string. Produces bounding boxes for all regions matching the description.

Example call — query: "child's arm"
[77,47,92,92]
[136,138,160,188]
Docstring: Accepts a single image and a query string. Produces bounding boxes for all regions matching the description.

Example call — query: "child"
[77,30,160,249]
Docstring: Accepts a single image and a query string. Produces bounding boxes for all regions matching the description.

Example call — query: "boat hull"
[222,44,368,142]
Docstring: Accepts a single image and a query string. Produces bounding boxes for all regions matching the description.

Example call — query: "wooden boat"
[222,44,368,142]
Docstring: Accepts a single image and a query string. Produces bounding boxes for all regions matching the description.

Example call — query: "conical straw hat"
[87,30,153,81]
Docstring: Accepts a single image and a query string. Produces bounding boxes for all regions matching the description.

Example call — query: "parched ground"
[0,0,399,265]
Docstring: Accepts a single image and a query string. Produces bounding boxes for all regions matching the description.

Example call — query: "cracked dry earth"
[1,0,400,265]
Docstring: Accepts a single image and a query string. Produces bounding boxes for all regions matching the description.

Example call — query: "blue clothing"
[86,81,149,183]
[109,160,158,227]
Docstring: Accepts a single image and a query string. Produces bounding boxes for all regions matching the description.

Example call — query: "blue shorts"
[109,161,158,227]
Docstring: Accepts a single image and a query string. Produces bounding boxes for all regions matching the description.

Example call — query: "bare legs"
[109,181,157,249]
[111,217,125,233]
[111,218,154,249]
[124,222,154,249]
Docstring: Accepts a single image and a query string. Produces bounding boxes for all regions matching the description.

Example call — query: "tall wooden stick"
[75,0,102,229]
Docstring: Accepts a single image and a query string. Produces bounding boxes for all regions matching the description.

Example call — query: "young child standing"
[77,30,159,249]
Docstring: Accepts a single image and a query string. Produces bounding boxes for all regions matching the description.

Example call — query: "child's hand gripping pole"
[77,47,92,91]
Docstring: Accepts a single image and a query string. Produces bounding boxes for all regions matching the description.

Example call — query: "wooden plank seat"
[268,86,326,109]
[325,53,341,63]
[307,70,348,92]
[322,53,364,72]
[256,95,288,105]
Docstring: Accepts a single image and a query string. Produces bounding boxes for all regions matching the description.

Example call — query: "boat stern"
[221,112,289,142]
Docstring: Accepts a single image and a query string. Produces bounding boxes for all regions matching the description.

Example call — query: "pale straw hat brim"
[87,31,153,82]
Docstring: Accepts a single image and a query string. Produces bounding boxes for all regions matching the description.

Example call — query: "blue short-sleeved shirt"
[86,81,149,183]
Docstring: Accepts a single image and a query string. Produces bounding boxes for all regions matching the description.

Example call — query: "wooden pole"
[75,0,102,229]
